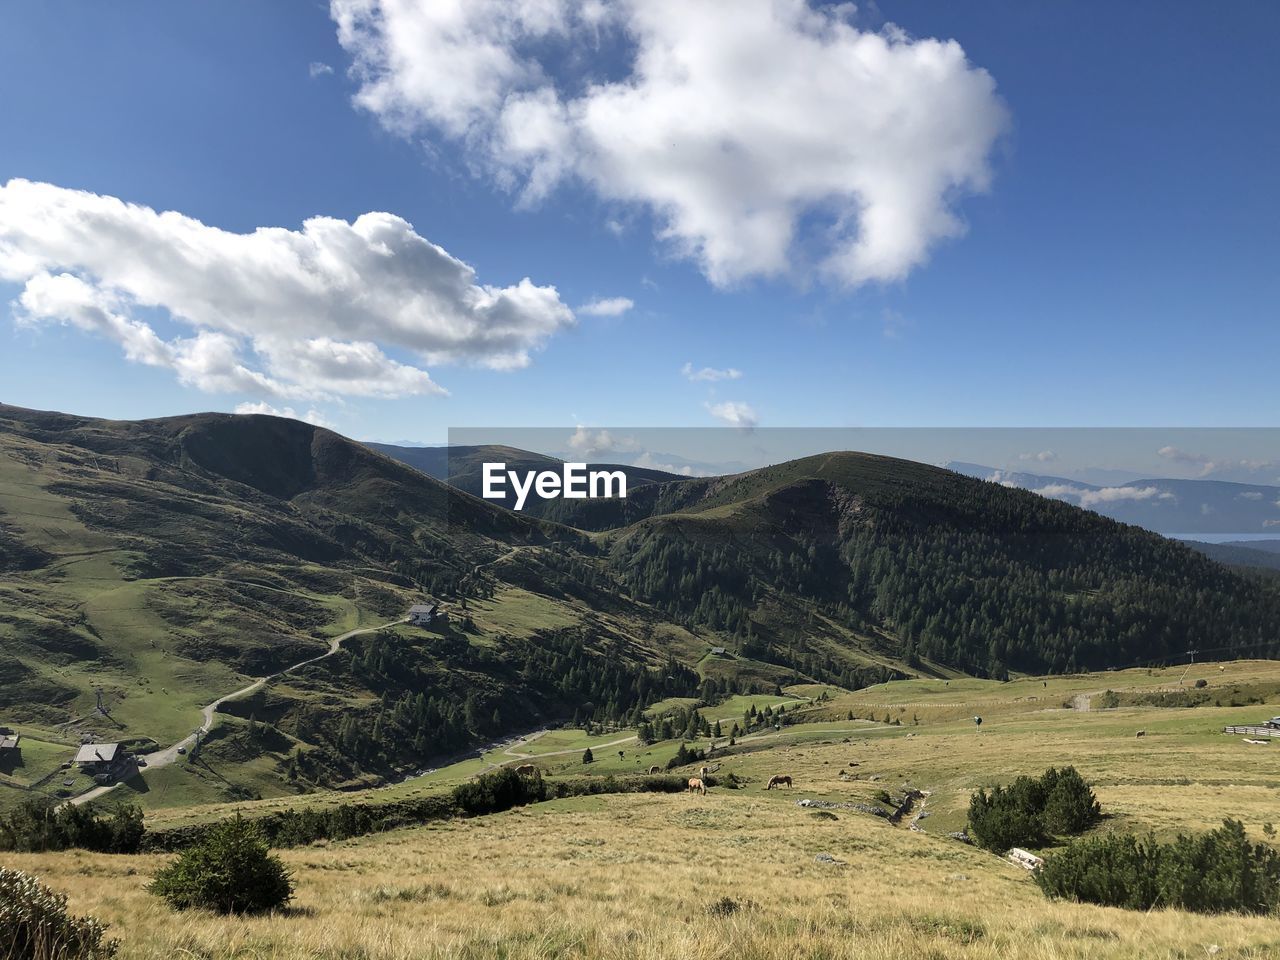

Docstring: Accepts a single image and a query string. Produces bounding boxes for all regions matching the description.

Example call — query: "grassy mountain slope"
[0,407,710,803]
[4,408,1279,808]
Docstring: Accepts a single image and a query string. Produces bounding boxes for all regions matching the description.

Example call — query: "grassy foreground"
[9,663,1280,957]
[8,790,1280,960]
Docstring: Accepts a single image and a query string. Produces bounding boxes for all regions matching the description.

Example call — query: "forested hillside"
[605,454,1280,678]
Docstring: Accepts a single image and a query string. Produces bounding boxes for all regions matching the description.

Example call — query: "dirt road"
[70,617,406,807]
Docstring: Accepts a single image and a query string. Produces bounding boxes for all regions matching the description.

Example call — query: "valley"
[3,406,1280,959]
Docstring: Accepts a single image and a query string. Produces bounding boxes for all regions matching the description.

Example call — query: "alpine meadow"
[3,2,1280,959]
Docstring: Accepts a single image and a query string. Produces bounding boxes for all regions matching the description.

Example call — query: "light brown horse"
[648,765,662,774]
[766,774,793,790]
[514,764,539,777]
[687,777,707,795]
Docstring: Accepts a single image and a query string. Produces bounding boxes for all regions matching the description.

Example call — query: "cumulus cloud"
[565,425,638,458]
[706,400,759,429]
[234,402,333,428]
[309,61,335,78]
[576,296,634,317]
[1031,482,1174,509]
[332,0,1007,287]
[1,179,575,400]
[1018,450,1058,463]
[1238,491,1264,501]
[681,361,742,382]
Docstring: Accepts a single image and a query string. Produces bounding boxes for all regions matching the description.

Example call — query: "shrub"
[967,767,1099,852]
[1037,820,1280,915]
[148,815,293,914]
[452,768,547,815]
[1040,766,1101,834]
[582,747,593,764]
[0,801,144,855]
[0,867,118,960]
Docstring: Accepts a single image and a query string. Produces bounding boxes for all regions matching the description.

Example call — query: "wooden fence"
[1223,725,1280,737]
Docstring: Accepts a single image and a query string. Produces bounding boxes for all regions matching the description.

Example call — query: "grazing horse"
[514,764,539,777]
[687,777,707,795]
[766,774,793,790]
[648,765,662,774]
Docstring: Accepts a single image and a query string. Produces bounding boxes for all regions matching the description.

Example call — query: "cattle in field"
[648,765,661,774]
[1135,731,1145,738]
[687,777,707,795]
[766,774,793,789]
[514,764,539,776]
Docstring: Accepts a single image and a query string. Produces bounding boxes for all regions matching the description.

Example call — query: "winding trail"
[70,616,407,807]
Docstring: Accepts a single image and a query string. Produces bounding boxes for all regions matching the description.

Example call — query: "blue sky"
[1,1,1278,444]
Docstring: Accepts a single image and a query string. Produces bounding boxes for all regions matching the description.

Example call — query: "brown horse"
[766,774,793,790]
[648,765,662,774]
[514,764,539,777]
[687,777,707,795]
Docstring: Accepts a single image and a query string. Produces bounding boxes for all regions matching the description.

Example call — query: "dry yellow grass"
[8,790,1280,960]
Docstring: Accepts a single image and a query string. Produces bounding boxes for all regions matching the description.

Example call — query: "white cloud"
[1018,450,1058,463]
[309,61,335,78]
[630,451,713,477]
[576,296,634,317]
[565,425,638,458]
[1238,491,1264,501]
[706,400,759,429]
[681,361,742,382]
[332,0,1006,287]
[234,402,333,428]
[1,179,575,400]
[1031,482,1173,509]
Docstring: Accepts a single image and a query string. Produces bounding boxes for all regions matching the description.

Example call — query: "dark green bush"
[0,801,144,854]
[452,767,547,815]
[0,867,118,959]
[967,767,1099,852]
[1040,766,1102,834]
[148,815,293,914]
[1037,820,1280,915]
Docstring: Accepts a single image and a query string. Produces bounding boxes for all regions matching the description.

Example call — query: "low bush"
[148,815,293,914]
[0,801,143,854]
[0,867,118,960]
[1037,819,1280,915]
[967,766,1099,852]
[452,767,548,814]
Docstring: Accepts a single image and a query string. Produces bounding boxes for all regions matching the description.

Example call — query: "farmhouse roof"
[0,735,19,750]
[409,604,436,614]
[74,742,121,764]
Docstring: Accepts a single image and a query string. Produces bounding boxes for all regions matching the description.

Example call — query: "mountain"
[603,453,1280,676]
[945,461,1280,535]
[0,405,696,798]
[3,406,1279,805]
